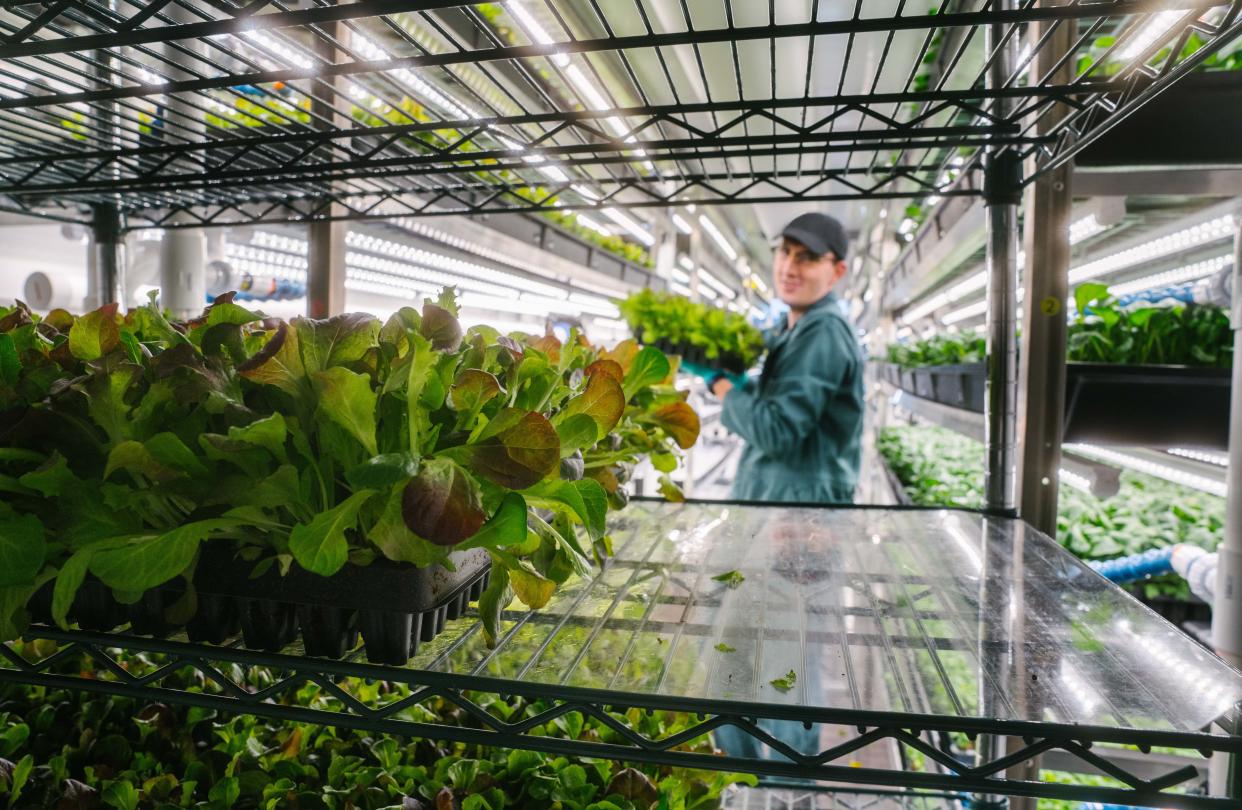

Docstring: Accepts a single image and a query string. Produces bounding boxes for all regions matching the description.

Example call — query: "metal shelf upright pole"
[90,203,125,308]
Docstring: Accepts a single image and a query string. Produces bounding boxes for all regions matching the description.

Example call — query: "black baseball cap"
[780,212,849,261]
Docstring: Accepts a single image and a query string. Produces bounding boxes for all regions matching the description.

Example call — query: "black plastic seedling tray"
[30,546,490,666]
[651,337,749,375]
[1061,363,1231,449]
[883,361,1230,449]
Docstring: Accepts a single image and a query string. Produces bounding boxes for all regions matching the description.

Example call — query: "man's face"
[772,237,847,310]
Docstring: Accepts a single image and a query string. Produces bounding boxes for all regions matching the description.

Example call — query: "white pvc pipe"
[1213,224,1242,667]
[1171,545,1216,605]
[159,227,207,319]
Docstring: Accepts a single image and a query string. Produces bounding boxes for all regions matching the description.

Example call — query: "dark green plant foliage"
[0,294,699,642]
[877,425,1222,600]
[885,332,985,368]
[0,647,754,808]
[1067,284,1233,367]
[616,291,765,367]
[887,285,1233,369]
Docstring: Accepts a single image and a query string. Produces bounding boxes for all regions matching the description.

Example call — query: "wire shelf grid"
[3,502,1241,807]
[0,1,1239,227]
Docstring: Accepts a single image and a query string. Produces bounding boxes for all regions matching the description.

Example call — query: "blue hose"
[1089,547,1175,584]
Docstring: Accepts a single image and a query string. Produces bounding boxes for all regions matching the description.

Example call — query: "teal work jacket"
[721,292,864,504]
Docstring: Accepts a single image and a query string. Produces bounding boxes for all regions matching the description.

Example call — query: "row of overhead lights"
[913,212,1238,326]
[234,9,664,254]
[1065,444,1227,498]
[900,210,1120,324]
[239,229,624,325]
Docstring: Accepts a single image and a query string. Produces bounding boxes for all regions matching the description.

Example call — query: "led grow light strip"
[944,254,1234,326]
[1167,448,1229,467]
[1058,468,1092,493]
[573,214,612,237]
[344,231,568,299]
[904,208,1202,325]
[1107,254,1232,298]
[601,208,655,246]
[1064,444,1226,498]
[1068,215,1236,285]
[698,215,738,261]
[697,269,737,300]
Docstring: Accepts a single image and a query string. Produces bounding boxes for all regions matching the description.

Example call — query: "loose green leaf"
[145,432,210,478]
[1074,282,1112,314]
[457,492,529,551]
[770,670,797,692]
[313,366,378,456]
[227,413,288,463]
[0,333,18,386]
[288,490,374,576]
[646,401,701,449]
[525,478,607,541]
[237,322,307,396]
[712,570,745,588]
[52,550,93,627]
[68,304,120,360]
[622,345,672,400]
[509,565,556,609]
[478,560,512,646]
[17,453,77,497]
[0,510,44,587]
[205,300,264,328]
[555,414,599,457]
[715,642,736,653]
[345,451,419,490]
[657,474,685,502]
[559,374,624,439]
[90,519,240,592]
[104,441,179,482]
[295,313,381,374]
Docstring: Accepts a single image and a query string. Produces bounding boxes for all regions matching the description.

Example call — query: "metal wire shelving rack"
[3,1,1242,807]
[5,501,1242,808]
[0,1,1238,229]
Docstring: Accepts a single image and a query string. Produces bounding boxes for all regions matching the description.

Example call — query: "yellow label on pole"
[1040,297,1061,316]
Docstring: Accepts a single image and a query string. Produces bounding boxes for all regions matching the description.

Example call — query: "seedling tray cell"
[28,546,489,665]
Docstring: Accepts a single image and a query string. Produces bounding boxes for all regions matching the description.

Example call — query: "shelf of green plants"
[881,295,1235,448]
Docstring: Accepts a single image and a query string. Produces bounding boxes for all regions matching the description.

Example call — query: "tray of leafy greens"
[617,289,765,374]
[0,290,699,664]
[882,286,1234,446]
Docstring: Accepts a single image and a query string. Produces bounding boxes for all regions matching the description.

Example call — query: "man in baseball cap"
[710,211,864,504]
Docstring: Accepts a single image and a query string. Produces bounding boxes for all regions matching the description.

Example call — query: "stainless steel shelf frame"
[3,502,1241,808]
[0,1,1239,228]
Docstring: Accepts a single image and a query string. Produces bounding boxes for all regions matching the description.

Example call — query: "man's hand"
[711,377,734,398]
